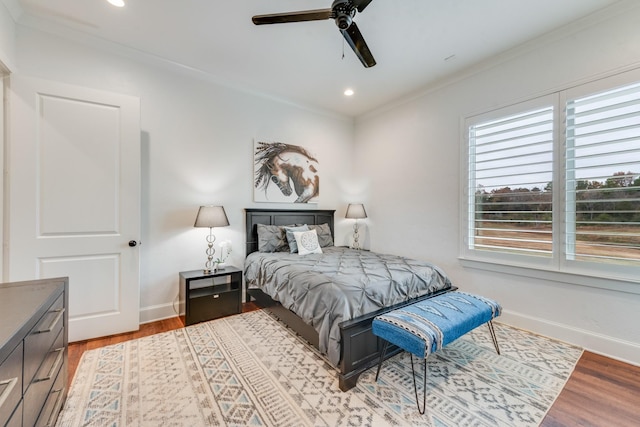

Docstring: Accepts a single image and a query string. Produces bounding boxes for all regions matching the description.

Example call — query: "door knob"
[128,240,139,247]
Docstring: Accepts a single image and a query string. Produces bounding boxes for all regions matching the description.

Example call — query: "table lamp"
[345,203,367,249]
[194,205,230,273]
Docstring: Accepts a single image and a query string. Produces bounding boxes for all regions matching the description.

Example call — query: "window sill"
[458,257,640,296]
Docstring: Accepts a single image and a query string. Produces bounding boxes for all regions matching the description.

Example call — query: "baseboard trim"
[140,301,180,325]
[500,309,640,367]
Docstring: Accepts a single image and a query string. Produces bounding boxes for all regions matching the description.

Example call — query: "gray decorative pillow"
[257,224,289,252]
[309,223,334,248]
[284,225,309,253]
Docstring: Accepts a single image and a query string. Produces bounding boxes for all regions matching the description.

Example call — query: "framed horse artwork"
[253,140,320,203]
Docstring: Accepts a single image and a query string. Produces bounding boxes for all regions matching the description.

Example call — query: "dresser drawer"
[0,278,68,427]
[0,342,23,427]
[35,364,66,427]
[24,294,65,388]
[4,399,22,427]
[24,328,65,427]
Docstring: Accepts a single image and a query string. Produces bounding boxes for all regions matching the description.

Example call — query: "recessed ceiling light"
[107,0,125,7]
[344,89,354,97]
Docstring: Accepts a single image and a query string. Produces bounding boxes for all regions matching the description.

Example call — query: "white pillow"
[293,229,323,255]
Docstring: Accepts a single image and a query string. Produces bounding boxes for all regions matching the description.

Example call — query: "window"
[468,105,554,258]
[565,82,640,265]
[464,71,640,282]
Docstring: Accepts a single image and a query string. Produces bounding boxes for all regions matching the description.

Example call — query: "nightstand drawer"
[188,290,240,324]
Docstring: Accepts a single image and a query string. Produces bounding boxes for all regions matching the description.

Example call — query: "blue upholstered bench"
[372,291,502,413]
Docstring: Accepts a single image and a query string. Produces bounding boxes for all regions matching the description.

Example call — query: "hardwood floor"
[542,351,640,426]
[68,305,640,427]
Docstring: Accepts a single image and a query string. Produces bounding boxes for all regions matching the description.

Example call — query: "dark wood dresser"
[0,277,68,427]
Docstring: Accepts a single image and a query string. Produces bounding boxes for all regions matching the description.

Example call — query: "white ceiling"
[4,0,621,117]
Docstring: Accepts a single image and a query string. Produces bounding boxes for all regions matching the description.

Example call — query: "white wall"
[13,26,356,322]
[355,5,640,365]
[0,1,15,71]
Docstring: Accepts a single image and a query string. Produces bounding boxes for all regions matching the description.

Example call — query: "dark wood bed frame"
[244,208,452,391]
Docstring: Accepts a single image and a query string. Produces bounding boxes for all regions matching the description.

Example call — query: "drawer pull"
[35,308,65,334]
[43,387,65,427]
[0,377,18,410]
[34,347,64,383]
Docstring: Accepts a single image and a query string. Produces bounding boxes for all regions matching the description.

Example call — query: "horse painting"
[254,141,319,203]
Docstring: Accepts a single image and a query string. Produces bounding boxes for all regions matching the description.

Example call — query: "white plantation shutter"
[468,106,554,257]
[565,81,640,264]
[464,70,640,282]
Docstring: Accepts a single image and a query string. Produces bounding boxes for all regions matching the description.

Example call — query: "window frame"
[462,94,560,270]
[460,69,640,291]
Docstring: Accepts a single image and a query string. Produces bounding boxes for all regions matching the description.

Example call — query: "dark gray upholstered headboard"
[245,208,335,255]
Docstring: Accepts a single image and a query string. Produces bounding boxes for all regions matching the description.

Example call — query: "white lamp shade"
[345,203,367,219]
[194,205,230,228]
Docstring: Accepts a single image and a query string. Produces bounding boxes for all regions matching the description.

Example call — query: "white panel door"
[6,75,141,342]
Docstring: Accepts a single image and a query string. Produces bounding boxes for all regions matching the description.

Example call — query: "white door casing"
[6,75,141,341]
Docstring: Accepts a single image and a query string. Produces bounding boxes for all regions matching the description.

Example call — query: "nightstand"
[179,267,242,326]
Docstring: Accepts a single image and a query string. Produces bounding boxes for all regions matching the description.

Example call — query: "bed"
[244,208,454,391]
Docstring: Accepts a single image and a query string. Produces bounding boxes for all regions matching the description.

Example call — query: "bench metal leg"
[375,340,389,381]
[375,319,500,414]
[377,340,428,414]
[487,320,501,355]
[410,354,428,415]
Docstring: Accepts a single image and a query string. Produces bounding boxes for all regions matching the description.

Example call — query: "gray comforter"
[244,246,453,366]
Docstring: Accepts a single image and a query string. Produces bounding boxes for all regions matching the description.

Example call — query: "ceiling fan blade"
[352,0,374,13]
[252,9,332,25]
[341,22,376,68]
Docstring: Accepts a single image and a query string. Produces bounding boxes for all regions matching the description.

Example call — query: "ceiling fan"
[252,0,376,68]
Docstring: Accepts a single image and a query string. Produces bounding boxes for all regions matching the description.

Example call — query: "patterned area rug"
[57,310,582,427]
